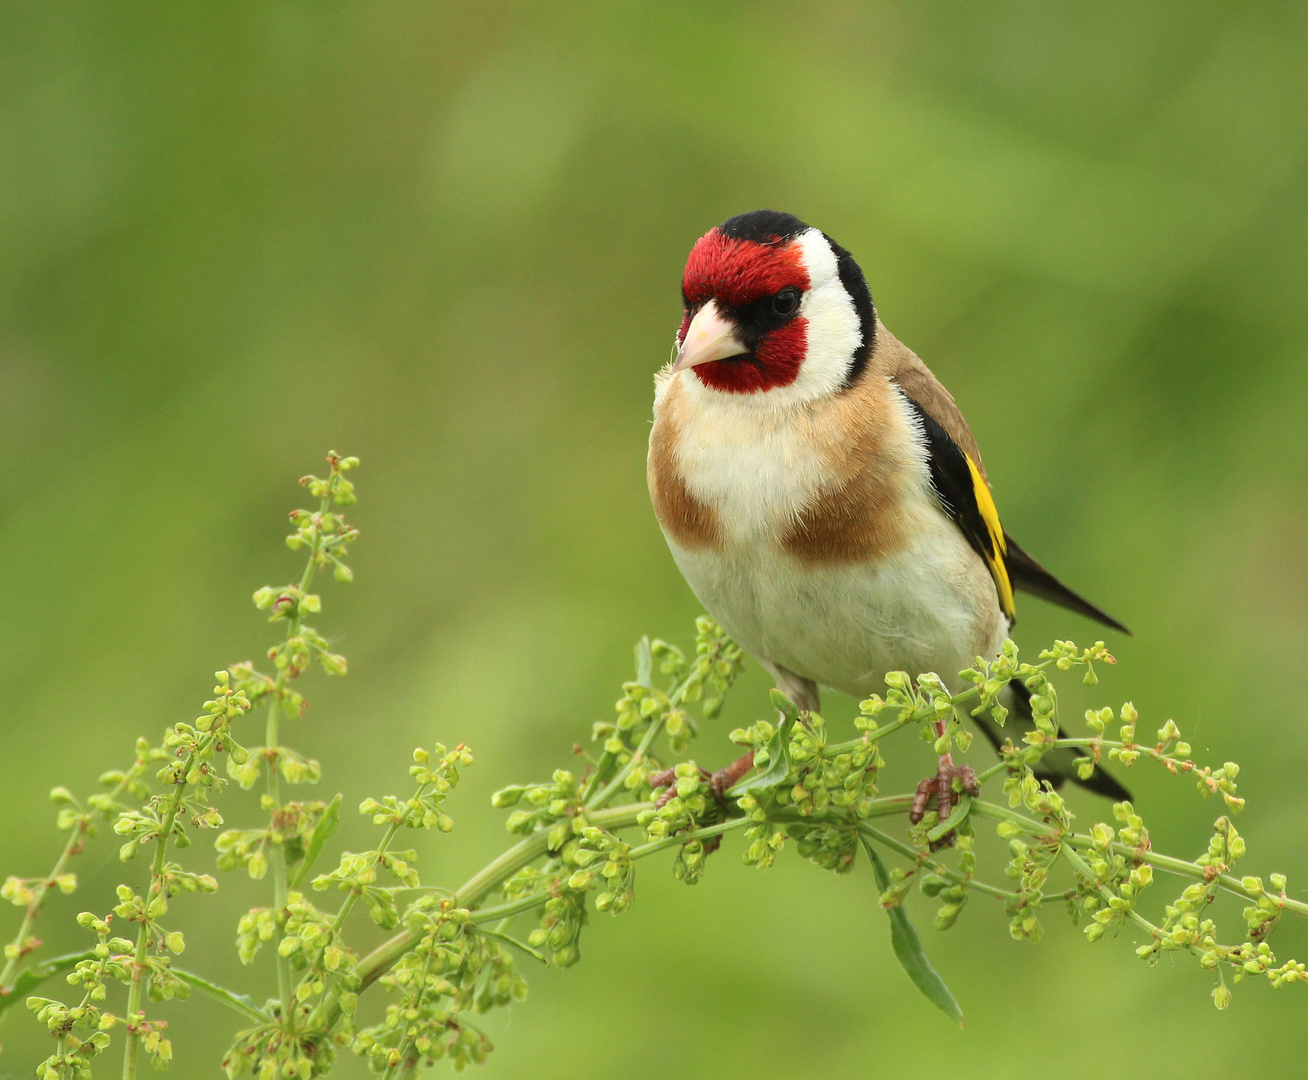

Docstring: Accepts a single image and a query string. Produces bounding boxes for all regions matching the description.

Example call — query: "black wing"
[1004,532,1131,635]
[902,392,1130,635]
[902,395,1015,619]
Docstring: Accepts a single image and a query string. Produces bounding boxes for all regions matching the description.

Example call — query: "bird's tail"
[970,680,1132,801]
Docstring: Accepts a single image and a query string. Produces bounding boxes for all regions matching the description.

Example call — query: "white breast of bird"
[659,375,1007,699]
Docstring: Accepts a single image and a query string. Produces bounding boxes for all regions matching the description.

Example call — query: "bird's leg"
[909,719,979,848]
[647,765,710,809]
[647,755,751,856]
[648,751,754,809]
[650,668,813,810]
[648,670,814,852]
[708,750,755,802]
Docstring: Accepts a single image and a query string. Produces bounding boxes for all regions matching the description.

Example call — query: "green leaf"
[173,968,269,1023]
[860,837,964,1027]
[729,720,792,796]
[476,926,548,964]
[0,951,94,1014]
[290,794,342,889]
[635,636,653,688]
[926,794,973,845]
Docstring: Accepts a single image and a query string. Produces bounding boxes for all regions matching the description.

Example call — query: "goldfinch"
[647,210,1129,822]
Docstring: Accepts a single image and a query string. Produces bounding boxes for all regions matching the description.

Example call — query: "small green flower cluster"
[217,797,334,881]
[640,763,710,839]
[315,745,473,927]
[28,914,142,1078]
[906,672,974,756]
[919,825,976,931]
[1044,638,1116,685]
[659,617,745,727]
[995,810,1065,941]
[956,637,1022,722]
[249,455,359,685]
[494,770,587,849]
[2,746,159,968]
[584,619,744,800]
[792,711,870,817]
[114,672,251,859]
[638,763,714,884]
[571,828,635,914]
[1068,804,1154,943]
[739,709,884,874]
[1092,705,1243,810]
[221,1014,322,1080]
[0,870,78,917]
[525,884,590,967]
[355,899,524,1074]
[1118,816,1307,1003]
[919,864,977,931]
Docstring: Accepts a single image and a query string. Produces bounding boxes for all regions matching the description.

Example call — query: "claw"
[909,755,980,849]
[647,752,757,854]
[648,765,712,808]
[648,752,755,808]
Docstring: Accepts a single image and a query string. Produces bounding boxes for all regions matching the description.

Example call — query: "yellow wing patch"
[964,454,1015,619]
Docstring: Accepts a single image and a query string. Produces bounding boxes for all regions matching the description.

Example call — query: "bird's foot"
[647,752,754,855]
[909,756,979,850]
[648,751,755,808]
[647,764,712,809]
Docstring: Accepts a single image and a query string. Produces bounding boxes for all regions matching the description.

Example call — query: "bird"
[646,209,1129,831]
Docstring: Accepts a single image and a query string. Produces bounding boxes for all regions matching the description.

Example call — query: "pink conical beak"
[672,300,748,372]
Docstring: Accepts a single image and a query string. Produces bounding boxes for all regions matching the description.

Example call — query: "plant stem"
[265,742,292,1025]
[122,752,198,1080]
[1058,842,1162,940]
[584,659,709,812]
[380,948,438,1080]
[0,832,81,991]
[351,802,652,998]
[465,894,557,925]
[0,765,142,992]
[823,704,963,759]
[624,817,749,860]
[974,759,1013,785]
[265,495,331,1029]
[967,799,1308,919]
[584,718,667,811]
[859,823,1020,902]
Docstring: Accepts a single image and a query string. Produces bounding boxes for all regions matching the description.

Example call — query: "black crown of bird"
[647,209,1129,837]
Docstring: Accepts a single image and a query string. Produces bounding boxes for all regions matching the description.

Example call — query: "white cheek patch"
[789,229,863,400]
[678,227,864,414]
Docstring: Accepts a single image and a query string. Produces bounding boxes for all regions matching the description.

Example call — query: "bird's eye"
[772,287,801,317]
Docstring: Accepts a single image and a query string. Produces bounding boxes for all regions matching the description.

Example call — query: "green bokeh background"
[3,1,1307,1074]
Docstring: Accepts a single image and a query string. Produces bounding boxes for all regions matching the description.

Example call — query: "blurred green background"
[3,0,1307,1074]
